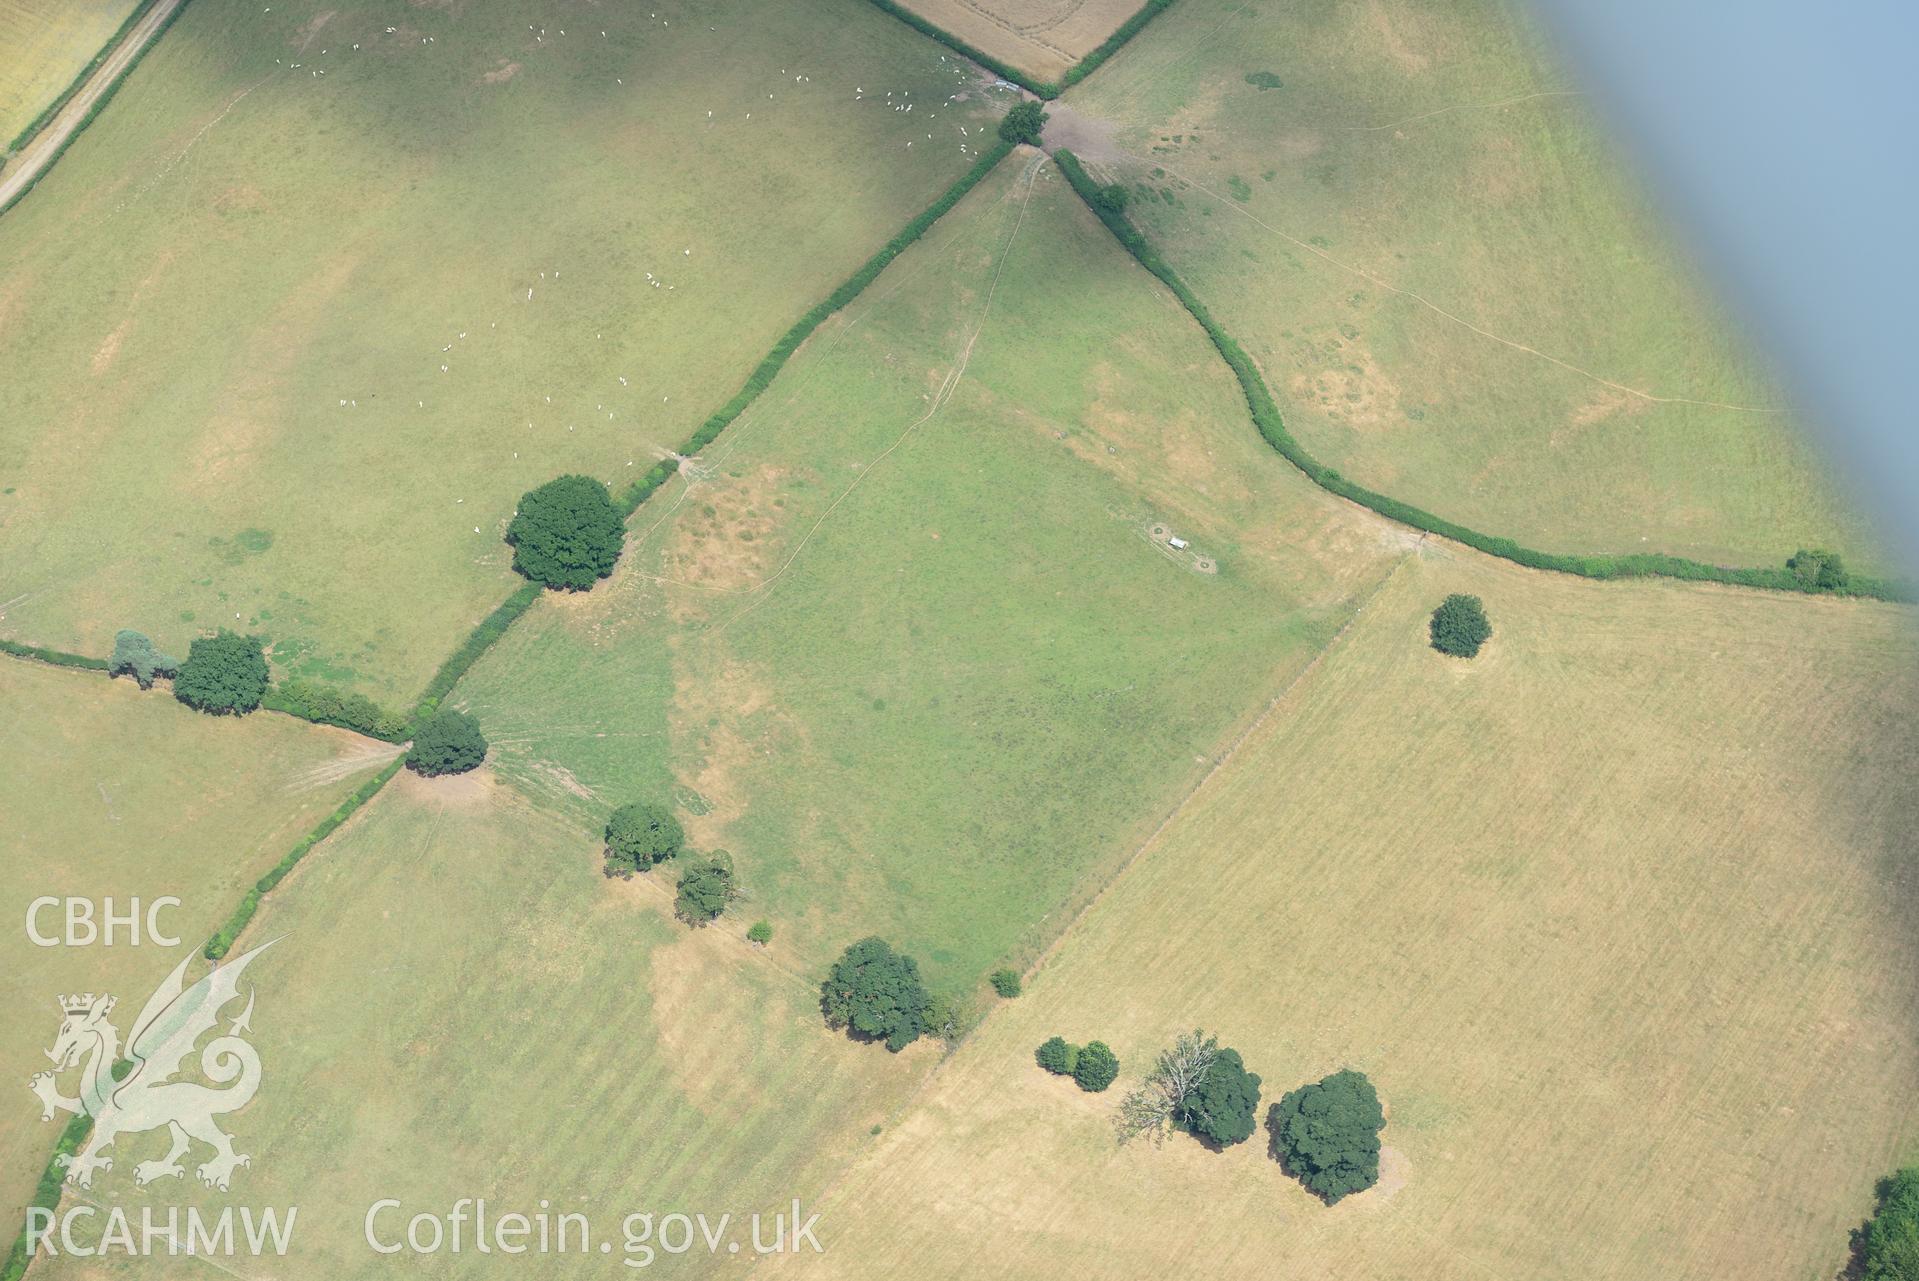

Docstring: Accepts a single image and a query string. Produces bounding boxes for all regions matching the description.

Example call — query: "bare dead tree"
[1113,1029,1219,1146]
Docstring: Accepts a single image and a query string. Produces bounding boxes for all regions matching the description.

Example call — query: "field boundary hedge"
[2,0,164,164]
[0,1113,91,1281]
[860,0,1177,100]
[0,0,193,220]
[1053,150,1911,603]
[202,755,404,960]
[672,138,1015,459]
[0,637,111,671]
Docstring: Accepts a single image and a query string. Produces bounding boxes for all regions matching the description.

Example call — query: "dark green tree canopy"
[821,936,931,1052]
[1036,1036,1078,1076]
[999,100,1049,145]
[1073,1040,1120,1093]
[1177,1046,1261,1146]
[747,919,773,946]
[1788,547,1850,593]
[110,630,179,690]
[173,632,268,715]
[506,474,626,591]
[675,855,737,925]
[990,968,1022,998]
[1267,1068,1386,1203]
[1093,183,1130,214]
[406,709,488,777]
[1428,593,1492,658]
[603,801,685,876]
[1861,1166,1919,1281]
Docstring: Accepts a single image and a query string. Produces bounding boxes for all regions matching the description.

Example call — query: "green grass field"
[786,554,1919,1280]
[1060,0,1883,574]
[3,3,1914,1278]
[0,660,392,1229]
[0,0,1006,704]
[27,764,930,1278]
[0,0,137,148]
[453,154,1398,994]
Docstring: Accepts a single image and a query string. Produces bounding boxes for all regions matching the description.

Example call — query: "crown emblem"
[59,993,105,1016]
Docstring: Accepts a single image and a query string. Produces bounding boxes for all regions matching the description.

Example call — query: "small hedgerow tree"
[1266,1068,1386,1204]
[999,100,1048,145]
[990,968,1022,998]
[1176,1047,1261,1146]
[821,937,931,1052]
[1858,1167,1919,1281]
[1073,1041,1120,1093]
[1788,548,1850,593]
[1036,1036,1079,1076]
[1093,183,1130,214]
[603,802,685,877]
[173,632,268,714]
[674,854,737,925]
[406,710,488,776]
[1428,593,1492,658]
[506,474,625,590]
[747,920,773,946]
[110,630,179,690]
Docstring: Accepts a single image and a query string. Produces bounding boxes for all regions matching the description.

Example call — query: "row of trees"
[109,627,488,775]
[602,801,739,926]
[1113,1030,1385,1203]
[1036,1036,1119,1092]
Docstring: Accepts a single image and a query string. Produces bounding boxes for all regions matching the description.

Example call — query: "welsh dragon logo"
[28,939,275,1191]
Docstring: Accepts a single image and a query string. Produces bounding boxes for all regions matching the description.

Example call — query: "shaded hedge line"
[1059,0,1179,91]
[0,637,110,671]
[0,1112,91,1281]
[1053,150,1911,603]
[0,0,194,219]
[674,138,1015,461]
[203,756,403,960]
[618,458,681,518]
[261,679,410,742]
[860,0,1177,99]
[409,581,542,723]
[3,0,165,160]
[860,0,1050,95]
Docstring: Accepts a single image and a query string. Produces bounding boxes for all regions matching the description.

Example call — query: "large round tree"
[1428,593,1492,658]
[173,632,268,715]
[1176,1046,1261,1146]
[506,474,625,590]
[1266,1068,1386,1203]
[821,936,931,1052]
[406,710,488,777]
[603,801,685,876]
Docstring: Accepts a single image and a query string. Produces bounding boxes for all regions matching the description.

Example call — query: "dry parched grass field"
[786,553,1919,1281]
[891,0,1153,83]
[0,0,138,146]
[0,661,392,1232]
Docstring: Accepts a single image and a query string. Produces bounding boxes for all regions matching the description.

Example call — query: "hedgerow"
[1052,150,1912,603]
[0,1111,92,1281]
[203,756,403,960]
[409,581,542,723]
[4,0,164,156]
[0,638,110,671]
[1059,0,1180,90]
[859,0,1055,96]
[673,139,1015,462]
[0,0,196,220]
[261,678,410,741]
[859,0,1180,99]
